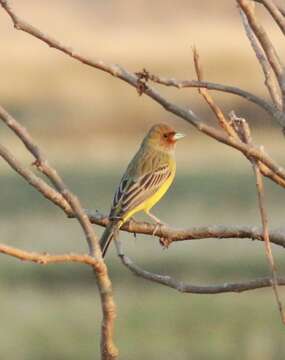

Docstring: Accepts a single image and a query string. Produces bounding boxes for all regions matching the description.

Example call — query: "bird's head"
[143,123,185,152]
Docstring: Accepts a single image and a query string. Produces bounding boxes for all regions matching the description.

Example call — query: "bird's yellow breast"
[122,158,176,224]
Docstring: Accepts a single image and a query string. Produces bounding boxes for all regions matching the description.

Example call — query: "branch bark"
[239,5,282,109]
[237,0,285,107]
[1,0,285,175]
[259,0,285,35]
[0,0,285,355]
[117,251,285,294]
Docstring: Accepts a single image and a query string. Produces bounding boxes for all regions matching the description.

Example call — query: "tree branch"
[118,251,285,295]
[239,5,282,109]
[1,0,285,178]
[0,243,99,267]
[2,242,285,296]
[237,0,285,107]
[255,0,285,17]
[192,48,238,138]
[259,0,285,35]
[231,112,285,323]
[136,70,285,127]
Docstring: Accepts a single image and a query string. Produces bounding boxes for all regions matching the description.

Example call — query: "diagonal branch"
[137,73,285,128]
[237,0,285,106]
[230,112,285,324]
[2,126,285,251]
[239,6,282,109]
[116,246,285,295]
[1,0,285,173]
[259,0,285,35]
[253,159,285,323]
[255,0,285,17]
[192,48,238,138]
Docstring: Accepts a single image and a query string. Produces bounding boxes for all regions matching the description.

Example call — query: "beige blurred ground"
[0,1,285,359]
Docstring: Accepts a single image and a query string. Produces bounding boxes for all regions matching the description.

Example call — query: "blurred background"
[0,0,285,359]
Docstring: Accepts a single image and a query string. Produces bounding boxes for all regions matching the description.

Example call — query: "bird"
[100,123,185,257]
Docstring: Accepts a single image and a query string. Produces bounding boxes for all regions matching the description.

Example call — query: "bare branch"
[2,115,285,253]
[0,243,99,267]
[0,142,72,213]
[0,96,117,360]
[255,0,285,17]
[1,1,285,186]
[118,252,285,294]
[192,48,238,138]
[239,6,282,109]
[237,0,285,106]
[231,112,285,323]
[253,160,285,323]
[259,0,285,35]
[137,71,285,128]
[2,241,285,296]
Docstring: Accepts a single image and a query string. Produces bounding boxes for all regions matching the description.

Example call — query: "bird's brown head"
[143,123,185,152]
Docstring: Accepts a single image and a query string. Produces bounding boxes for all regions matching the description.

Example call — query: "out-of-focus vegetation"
[0,0,285,359]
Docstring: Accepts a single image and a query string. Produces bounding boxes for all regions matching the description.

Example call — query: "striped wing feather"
[109,164,171,220]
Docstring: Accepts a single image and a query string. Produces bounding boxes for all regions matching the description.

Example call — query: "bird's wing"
[109,163,172,220]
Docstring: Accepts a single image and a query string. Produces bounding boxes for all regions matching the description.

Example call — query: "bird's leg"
[145,210,166,236]
[128,217,137,239]
[146,210,164,225]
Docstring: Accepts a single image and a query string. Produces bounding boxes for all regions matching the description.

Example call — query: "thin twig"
[239,6,282,109]
[192,47,238,138]
[259,0,285,35]
[117,251,285,294]
[237,0,285,106]
[253,160,285,324]
[230,112,285,324]
[254,0,285,17]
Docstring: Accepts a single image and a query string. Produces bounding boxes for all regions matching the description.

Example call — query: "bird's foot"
[159,237,172,249]
[128,218,137,239]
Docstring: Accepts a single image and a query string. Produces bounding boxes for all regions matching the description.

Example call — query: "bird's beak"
[173,132,185,141]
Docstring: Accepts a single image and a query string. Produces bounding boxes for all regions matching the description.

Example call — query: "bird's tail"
[100,221,120,257]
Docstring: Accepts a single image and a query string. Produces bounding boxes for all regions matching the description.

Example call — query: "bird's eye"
[163,134,168,138]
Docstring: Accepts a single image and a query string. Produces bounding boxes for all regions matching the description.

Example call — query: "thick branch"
[2,127,285,251]
[88,213,285,248]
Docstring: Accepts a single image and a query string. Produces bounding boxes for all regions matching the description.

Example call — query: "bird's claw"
[159,237,172,249]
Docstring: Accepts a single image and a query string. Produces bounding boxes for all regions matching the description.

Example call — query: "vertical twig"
[230,112,285,324]
[237,0,285,107]
[239,5,282,109]
[0,105,118,359]
[259,0,285,35]
[192,47,239,139]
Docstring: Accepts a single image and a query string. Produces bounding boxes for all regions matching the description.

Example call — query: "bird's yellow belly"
[122,166,176,224]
